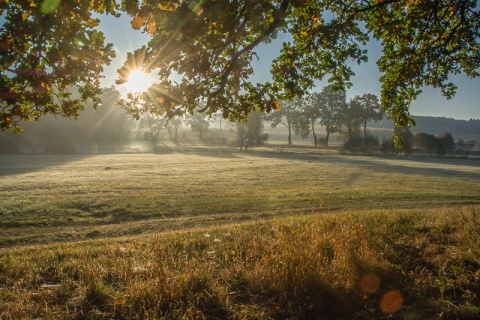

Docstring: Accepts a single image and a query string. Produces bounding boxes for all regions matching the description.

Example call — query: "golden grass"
[1,207,479,319]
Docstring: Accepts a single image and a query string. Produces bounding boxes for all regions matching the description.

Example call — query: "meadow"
[0,146,479,318]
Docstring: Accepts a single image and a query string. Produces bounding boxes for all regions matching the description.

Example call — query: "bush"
[316,137,327,147]
[342,135,379,154]
[413,132,455,156]
[380,138,395,154]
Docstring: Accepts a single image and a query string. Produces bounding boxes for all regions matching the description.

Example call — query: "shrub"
[316,137,327,147]
[342,135,379,154]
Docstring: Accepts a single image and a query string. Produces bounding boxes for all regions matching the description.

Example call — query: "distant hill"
[370,116,480,138]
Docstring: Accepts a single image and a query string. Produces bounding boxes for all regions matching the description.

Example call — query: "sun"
[125,69,153,93]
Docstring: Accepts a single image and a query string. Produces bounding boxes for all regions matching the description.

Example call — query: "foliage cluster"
[1,0,479,132]
[0,207,479,319]
[233,111,269,150]
[413,132,456,156]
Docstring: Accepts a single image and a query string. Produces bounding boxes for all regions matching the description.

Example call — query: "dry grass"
[0,207,479,319]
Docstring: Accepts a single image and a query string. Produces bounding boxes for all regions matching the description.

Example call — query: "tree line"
[264,85,384,148]
[1,84,477,157]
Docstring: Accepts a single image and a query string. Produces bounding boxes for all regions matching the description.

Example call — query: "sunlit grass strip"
[1,152,480,247]
[1,206,479,319]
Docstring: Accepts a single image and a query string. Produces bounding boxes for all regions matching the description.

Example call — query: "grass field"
[0,146,479,318]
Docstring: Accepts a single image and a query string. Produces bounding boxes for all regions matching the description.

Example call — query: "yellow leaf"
[158,3,176,11]
[147,22,157,35]
[273,100,281,110]
[131,16,145,30]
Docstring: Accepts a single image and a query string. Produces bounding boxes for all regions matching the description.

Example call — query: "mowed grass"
[0,147,479,318]
[0,147,479,246]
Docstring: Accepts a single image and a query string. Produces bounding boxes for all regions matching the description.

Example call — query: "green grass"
[0,147,479,318]
[1,148,479,246]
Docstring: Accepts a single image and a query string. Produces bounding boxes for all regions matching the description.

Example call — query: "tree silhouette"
[265,99,307,145]
[317,86,346,147]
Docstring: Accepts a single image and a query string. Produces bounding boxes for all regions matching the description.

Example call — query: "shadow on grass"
[0,154,93,177]
[244,148,480,181]
[153,144,242,159]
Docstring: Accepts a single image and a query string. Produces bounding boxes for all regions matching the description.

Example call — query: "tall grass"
[1,207,479,319]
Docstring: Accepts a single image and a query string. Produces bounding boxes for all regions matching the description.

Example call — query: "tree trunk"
[287,111,292,145]
[363,121,367,139]
[288,126,292,145]
[311,118,317,146]
[325,131,330,147]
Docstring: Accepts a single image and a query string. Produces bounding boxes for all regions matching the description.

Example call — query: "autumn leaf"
[131,16,145,30]
[158,3,176,11]
[273,100,281,110]
[147,22,157,35]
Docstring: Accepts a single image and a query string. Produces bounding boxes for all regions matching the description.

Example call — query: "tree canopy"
[0,0,118,132]
[1,0,479,135]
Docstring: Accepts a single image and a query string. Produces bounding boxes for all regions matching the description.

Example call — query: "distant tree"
[340,99,362,141]
[380,127,413,156]
[350,94,383,139]
[167,118,183,142]
[413,131,455,156]
[265,99,307,145]
[234,121,248,151]
[301,93,323,146]
[235,111,268,151]
[186,108,212,141]
[456,139,475,156]
[317,86,346,147]
[138,114,168,145]
[414,132,436,153]
[439,132,455,155]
